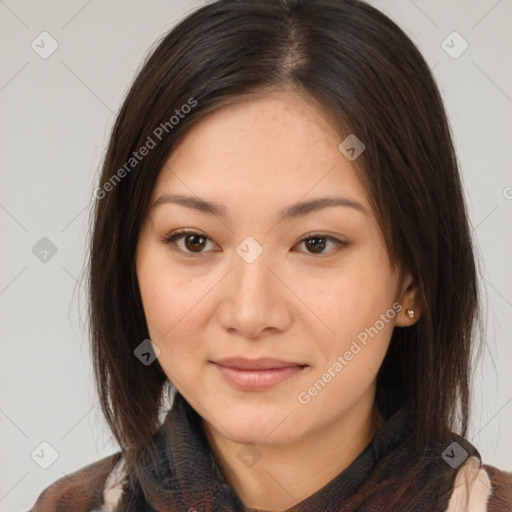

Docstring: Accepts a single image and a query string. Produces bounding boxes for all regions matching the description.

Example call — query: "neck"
[201,390,382,511]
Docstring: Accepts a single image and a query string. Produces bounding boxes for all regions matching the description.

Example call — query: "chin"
[223,421,301,446]
[212,399,306,445]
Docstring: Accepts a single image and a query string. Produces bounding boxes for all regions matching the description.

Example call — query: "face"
[136,90,414,446]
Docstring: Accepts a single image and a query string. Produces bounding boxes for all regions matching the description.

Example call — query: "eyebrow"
[151,193,368,219]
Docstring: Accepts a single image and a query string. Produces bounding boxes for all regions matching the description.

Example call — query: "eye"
[163,230,219,254]
[295,233,347,255]
[163,230,346,256]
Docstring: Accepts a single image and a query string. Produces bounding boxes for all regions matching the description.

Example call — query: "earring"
[406,309,415,319]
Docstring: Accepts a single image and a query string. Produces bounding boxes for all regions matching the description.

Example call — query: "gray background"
[1,0,511,510]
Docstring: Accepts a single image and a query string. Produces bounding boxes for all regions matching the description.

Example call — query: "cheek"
[299,253,397,367]
[297,275,396,413]
[137,263,214,386]
[137,251,213,344]
[307,267,394,327]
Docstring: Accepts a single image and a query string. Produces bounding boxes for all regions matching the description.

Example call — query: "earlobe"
[396,304,420,327]
[396,273,422,327]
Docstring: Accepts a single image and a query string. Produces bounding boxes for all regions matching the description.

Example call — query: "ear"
[395,271,423,327]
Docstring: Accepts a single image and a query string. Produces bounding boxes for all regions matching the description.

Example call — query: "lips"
[214,357,306,370]
[211,357,308,391]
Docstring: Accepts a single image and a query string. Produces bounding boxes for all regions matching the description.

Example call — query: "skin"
[136,90,422,511]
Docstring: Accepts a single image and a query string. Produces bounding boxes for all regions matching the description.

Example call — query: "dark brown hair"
[88,0,481,477]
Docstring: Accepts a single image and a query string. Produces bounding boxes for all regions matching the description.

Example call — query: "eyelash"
[162,230,347,257]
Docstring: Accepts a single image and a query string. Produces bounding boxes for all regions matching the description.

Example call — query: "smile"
[210,358,309,391]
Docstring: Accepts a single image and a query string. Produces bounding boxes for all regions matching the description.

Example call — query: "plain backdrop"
[1,1,511,510]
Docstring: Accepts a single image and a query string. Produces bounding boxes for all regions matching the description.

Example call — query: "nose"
[216,245,294,339]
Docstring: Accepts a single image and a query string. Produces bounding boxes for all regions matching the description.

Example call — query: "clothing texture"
[30,392,512,511]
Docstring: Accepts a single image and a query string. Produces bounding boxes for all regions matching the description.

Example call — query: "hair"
[88,0,481,480]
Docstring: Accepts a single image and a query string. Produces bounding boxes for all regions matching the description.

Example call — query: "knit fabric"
[30,392,512,511]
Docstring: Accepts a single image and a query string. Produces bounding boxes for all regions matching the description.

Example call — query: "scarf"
[30,391,512,511]
[115,392,491,511]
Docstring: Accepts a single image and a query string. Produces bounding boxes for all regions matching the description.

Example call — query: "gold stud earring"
[406,309,415,319]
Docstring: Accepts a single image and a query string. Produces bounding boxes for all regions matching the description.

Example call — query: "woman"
[30,0,512,510]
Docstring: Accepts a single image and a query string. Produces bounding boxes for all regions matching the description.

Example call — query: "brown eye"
[164,230,217,255]
[184,233,207,252]
[297,234,346,255]
[305,236,327,253]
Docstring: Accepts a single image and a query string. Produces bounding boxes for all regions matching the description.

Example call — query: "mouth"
[210,357,309,391]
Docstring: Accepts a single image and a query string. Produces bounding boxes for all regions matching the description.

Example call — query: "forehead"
[152,91,371,214]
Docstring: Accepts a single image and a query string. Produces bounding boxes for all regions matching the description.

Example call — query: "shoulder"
[446,455,512,512]
[29,451,125,512]
[482,463,512,511]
